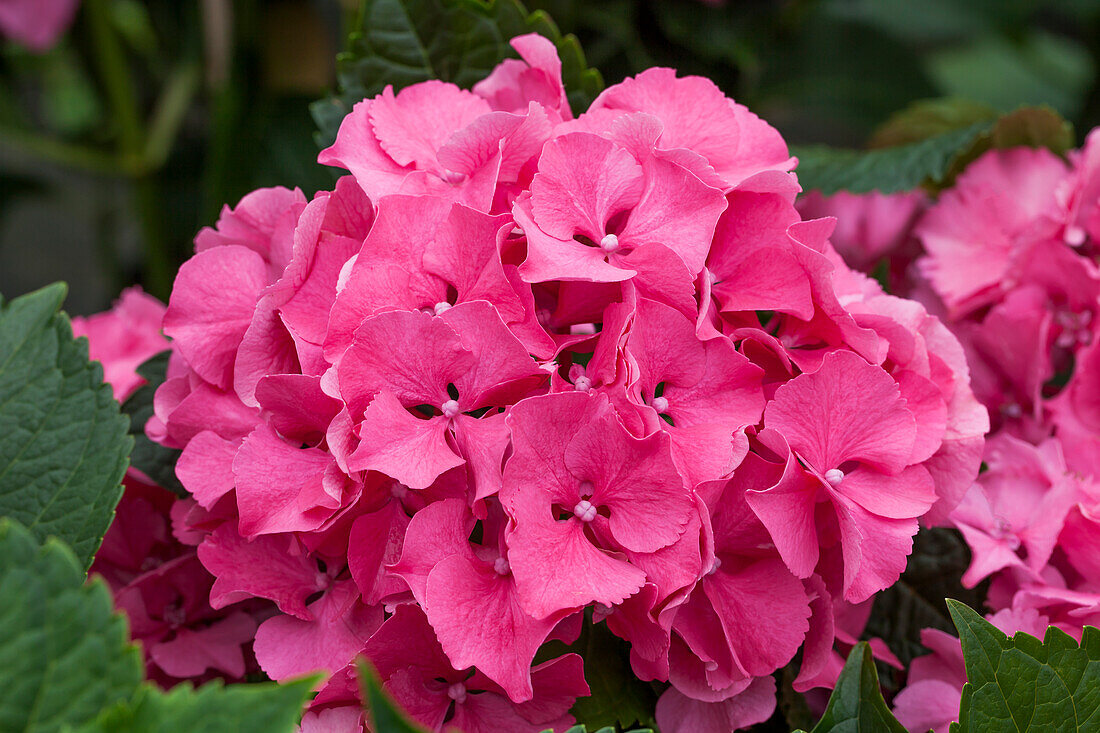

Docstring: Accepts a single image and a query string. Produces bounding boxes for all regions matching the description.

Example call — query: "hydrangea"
[809,136,1100,731]
[148,34,984,732]
[0,0,79,51]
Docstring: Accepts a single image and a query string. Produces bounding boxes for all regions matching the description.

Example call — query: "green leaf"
[948,600,1100,732]
[120,351,184,495]
[792,120,992,195]
[868,97,999,148]
[0,518,315,733]
[82,678,316,733]
[311,0,603,146]
[0,518,142,733]
[358,659,430,733]
[0,283,132,569]
[808,642,908,733]
[566,620,657,730]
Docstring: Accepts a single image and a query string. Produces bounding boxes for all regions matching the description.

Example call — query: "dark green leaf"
[0,283,132,569]
[808,642,908,732]
[948,600,1100,732]
[312,0,603,146]
[792,121,992,195]
[120,351,184,496]
[567,620,657,730]
[82,678,315,733]
[868,97,999,148]
[0,518,142,732]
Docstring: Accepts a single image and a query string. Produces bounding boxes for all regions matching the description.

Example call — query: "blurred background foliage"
[4,0,1100,313]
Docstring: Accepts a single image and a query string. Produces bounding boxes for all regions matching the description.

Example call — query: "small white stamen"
[1065,225,1087,247]
[433,301,453,315]
[1002,402,1023,419]
[447,683,467,704]
[652,395,669,413]
[574,375,593,392]
[573,499,597,522]
[825,468,844,487]
[599,233,620,253]
[511,226,524,236]
[493,557,511,575]
[706,557,722,576]
[441,169,466,185]
[441,399,460,419]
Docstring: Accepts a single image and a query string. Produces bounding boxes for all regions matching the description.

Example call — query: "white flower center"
[493,557,510,576]
[599,233,620,253]
[441,169,466,185]
[441,399,460,419]
[574,375,592,392]
[433,301,453,315]
[447,682,467,703]
[825,468,845,487]
[652,395,669,413]
[573,499,597,522]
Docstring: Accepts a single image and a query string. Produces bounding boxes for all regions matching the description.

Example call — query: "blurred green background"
[4,0,1100,313]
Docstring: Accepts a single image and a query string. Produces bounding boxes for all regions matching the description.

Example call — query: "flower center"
[1065,225,1087,247]
[651,395,669,413]
[433,301,453,315]
[441,399,460,419]
[573,499,597,522]
[447,682,467,703]
[441,169,466,185]
[493,557,510,576]
[599,233,620,253]
[824,468,844,487]
[574,375,593,392]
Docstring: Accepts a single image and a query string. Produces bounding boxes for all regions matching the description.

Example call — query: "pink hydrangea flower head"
[0,0,79,51]
[71,287,167,402]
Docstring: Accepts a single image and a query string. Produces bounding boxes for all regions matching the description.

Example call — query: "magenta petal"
[425,553,560,702]
[348,391,464,490]
[837,464,937,520]
[150,611,256,679]
[163,245,268,390]
[743,447,820,578]
[765,350,917,474]
[507,508,645,619]
[390,498,477,605]
[831,490,916,603]
[197,525,323,619]
[347,501,410,605]
[234,424,339,537]
[254,581,382,681]
[656,676,776,733]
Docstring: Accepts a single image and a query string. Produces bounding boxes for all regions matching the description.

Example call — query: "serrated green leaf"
[948,600,1100,732]
[868,97,999,148]
[311,0,603,146]
[0,283,132,569]
[120,351,184,495]
[0,518,142,733]
[0,518,314,733]
[809,642,908,732]
[81,678,315,733]
[792,120,992,195]
[358,658,430,733]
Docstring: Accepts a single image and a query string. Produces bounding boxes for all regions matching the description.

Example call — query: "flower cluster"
[807,138,1100,732]
[146,35,985,732]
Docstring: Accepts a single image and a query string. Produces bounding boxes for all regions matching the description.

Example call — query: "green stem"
[86,0,173,299]
[0,128,126,175]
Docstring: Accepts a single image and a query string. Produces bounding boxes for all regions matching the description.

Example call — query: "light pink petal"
[390,497,477,605]
[514,195,635,283]
[831,491,917,603]
[367,82,492,169]
[893,678,962,733]
[743,446,821,578]
[836,464,937,520]
[175,430,239,509]
[255,374,341,446]
[530,133,645,242]
[163,245,268,390]
[765,350,916,474]
[347,501,410,605]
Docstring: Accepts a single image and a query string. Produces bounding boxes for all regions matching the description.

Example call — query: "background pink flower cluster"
[806,138,1100,733]
[83,34,990,733]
